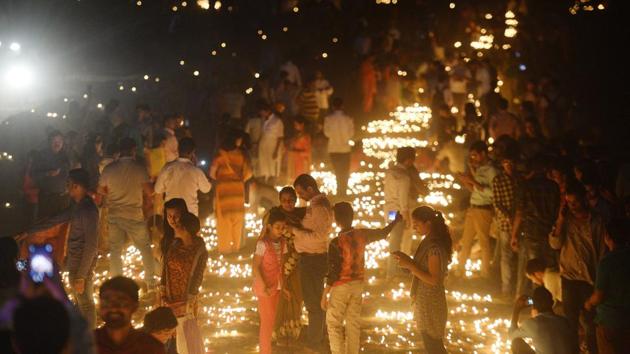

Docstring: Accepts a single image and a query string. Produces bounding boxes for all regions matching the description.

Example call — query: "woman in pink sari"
[253,209,288,354]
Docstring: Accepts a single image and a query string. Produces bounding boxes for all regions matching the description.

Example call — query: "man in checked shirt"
[492,150,521,298]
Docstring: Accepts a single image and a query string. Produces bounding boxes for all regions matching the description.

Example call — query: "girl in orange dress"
[210,133,253,254]
[286,118,311,182]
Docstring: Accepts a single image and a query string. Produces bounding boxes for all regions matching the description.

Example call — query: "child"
[253,209,288,354]
[322,202,401,354]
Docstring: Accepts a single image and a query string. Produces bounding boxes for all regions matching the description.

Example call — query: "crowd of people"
[0,1,628,354]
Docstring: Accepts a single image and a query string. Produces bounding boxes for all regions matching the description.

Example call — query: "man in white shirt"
[323,98,354,197]
[279,59,302,88]
[290,174,333,352]
[162,114,181,163]
[154,138,211,217]
[258,104,284,184]
[526,258,563,306]
[244,112,264,176]
[383,147,416,279]
[314,70,334,116]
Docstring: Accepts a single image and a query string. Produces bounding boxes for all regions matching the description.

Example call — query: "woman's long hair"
[162,198,190,257]
[412,206,454,264]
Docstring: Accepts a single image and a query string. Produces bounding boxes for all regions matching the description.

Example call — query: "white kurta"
[258,114,284,178]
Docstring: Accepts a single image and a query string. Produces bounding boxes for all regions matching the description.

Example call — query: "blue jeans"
[300,253,327,349]
[72,267,96,329]
[516,237,552,296]
[499,230,516,295]
[108,216,156,286]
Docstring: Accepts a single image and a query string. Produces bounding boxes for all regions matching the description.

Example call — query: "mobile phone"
[28,244,54,283]
[388,211,397,221]
[526,297,533,306]
[391,250,408,259]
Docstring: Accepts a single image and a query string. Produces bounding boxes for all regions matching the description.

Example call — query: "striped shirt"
[298,89,320,121]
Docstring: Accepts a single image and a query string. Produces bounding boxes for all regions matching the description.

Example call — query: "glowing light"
[321,52,328,59]
[254,72,260,79]
[470,34,494,50]
[332,37,339,43]
[9,42,21,52]
[143,74,149,80]
[1,152,14,161]
[454,41,462,48]
[4,64,34,89]
[485,13,493,19]
[193,70,200,76]
[131,86,137,92]
[220,42,227,48]
[282,27,288,32]
[197,0,210,9]
[214,1,221,10]
[449,2,456,9]
[245,87,253,95]
[172,5,178,11]
[292,6,299,13]
[179,60,185,66]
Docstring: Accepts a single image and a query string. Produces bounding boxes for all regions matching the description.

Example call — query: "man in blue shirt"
[585,218,630,354]
[509,287,575,354]
[25,168,99,328]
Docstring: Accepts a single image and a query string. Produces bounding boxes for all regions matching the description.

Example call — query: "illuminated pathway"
[85,104,515,353]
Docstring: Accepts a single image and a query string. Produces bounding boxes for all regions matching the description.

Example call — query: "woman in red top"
[160,198,208,354]
[253,209,288,354]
